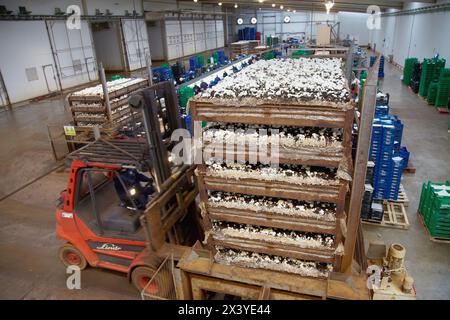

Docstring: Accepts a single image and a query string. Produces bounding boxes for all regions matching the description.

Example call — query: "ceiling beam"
[177,0,437,12]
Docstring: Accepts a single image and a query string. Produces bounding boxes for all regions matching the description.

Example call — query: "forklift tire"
[131,266,173,298]
[58,244,87,270]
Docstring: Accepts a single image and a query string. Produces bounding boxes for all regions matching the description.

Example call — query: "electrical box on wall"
[316,24,331,45]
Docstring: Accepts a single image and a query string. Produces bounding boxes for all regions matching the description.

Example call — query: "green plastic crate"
[403,57,418,85]
[419,58,446,97]
[427,82,438,104]
[419,181,450,239]
[179,86,194,109]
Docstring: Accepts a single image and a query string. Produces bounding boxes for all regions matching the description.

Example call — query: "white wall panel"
[181,21,196,56]
[47,20,98,88]
[0,21,57,103]
[0,0,82,15]
[337,12,370,45]
[84,0,143,15]
[122,19,150,70]
[194,20,206,53]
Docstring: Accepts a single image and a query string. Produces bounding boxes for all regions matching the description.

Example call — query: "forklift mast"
[128,81,183,191]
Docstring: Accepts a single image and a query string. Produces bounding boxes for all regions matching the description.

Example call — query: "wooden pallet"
[387,184,409,207]
[362,202,409,230]
[416,211,450,244]
[436,107,449,114]
[176,247,370,300]
[403,160,416,174]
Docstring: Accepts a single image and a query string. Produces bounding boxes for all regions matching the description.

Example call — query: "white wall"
[47,20,98,88]
[84,0,143,15]
[0,21,57,103]
[370,7,450,67]
[337,12,371,45]
[234,10,371,45]
[0,0,82,15]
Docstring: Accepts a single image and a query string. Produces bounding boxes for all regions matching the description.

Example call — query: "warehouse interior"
[0,0,449,301]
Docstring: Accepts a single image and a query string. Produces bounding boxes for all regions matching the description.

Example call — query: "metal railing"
[141,254,178,300]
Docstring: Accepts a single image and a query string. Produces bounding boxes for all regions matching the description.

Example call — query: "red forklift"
[56,82,201,295]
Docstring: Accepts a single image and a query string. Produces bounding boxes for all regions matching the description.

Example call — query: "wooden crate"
[190,62,356,274]
[68,79,147,128]
[176,247,370,300]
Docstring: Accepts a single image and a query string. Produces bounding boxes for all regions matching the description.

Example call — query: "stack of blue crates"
[153,66,173,81]
[370,114,406,200]
[189,57,199,72]
[378,56,385,78]
[369,56,385,78]
[216,50,227,65]
[374,104,389,117]
[238,27,256,40]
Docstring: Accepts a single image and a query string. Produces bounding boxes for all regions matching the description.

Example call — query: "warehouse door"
[121,19,150,71]
[42,64,58,93]
[0,70,10,111]
[91,21,126,72]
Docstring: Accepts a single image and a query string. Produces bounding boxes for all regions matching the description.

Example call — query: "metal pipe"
[382,3,450,17]
[98,62,112,121]
[44,19,63,92]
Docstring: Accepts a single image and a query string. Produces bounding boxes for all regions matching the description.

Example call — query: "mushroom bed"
[208,191,337,221]
[215,247,333,278]
[194,58,350,107]
[71,78,146,97]
[203,123,344,151]
[212,221,335,250]
[205,161,340,186]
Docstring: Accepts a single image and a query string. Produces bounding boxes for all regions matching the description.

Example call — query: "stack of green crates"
[419,181,450,239]
[427,82,438,105]
[435,68,450,107]
[196,55,205,68]
[292,49,311,58]
[178,86,194,110]
[419,58,446,97]
[402,57,418,85]
[261,50,275,60]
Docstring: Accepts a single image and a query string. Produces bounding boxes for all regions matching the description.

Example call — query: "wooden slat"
[190,100,352,128]
[210,235,337,264]
[207,205,337,235]
[197,168,344,203]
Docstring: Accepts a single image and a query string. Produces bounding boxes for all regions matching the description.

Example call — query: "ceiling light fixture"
[251,17,257,24]
[237,18,243,24]
[258,0,264,3]
[280,5,284,10]
[193,0,198,2]
[272,3,276,7]
[293,9,296,13]
[218,2,222,6]
[234,3,238,8]
[324,0,334,14]
[287,8,291,12]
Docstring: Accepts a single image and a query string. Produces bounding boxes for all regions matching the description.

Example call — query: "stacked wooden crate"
[230,41,250,58]
[68,78,148,131]
[189,58,354,278]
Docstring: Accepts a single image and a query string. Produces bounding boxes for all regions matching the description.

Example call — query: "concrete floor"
[0,60,449,300]
[363,62,450,299]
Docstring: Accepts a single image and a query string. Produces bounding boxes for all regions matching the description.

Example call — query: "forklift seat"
[102,209,141,233]
[76,180,143,235]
